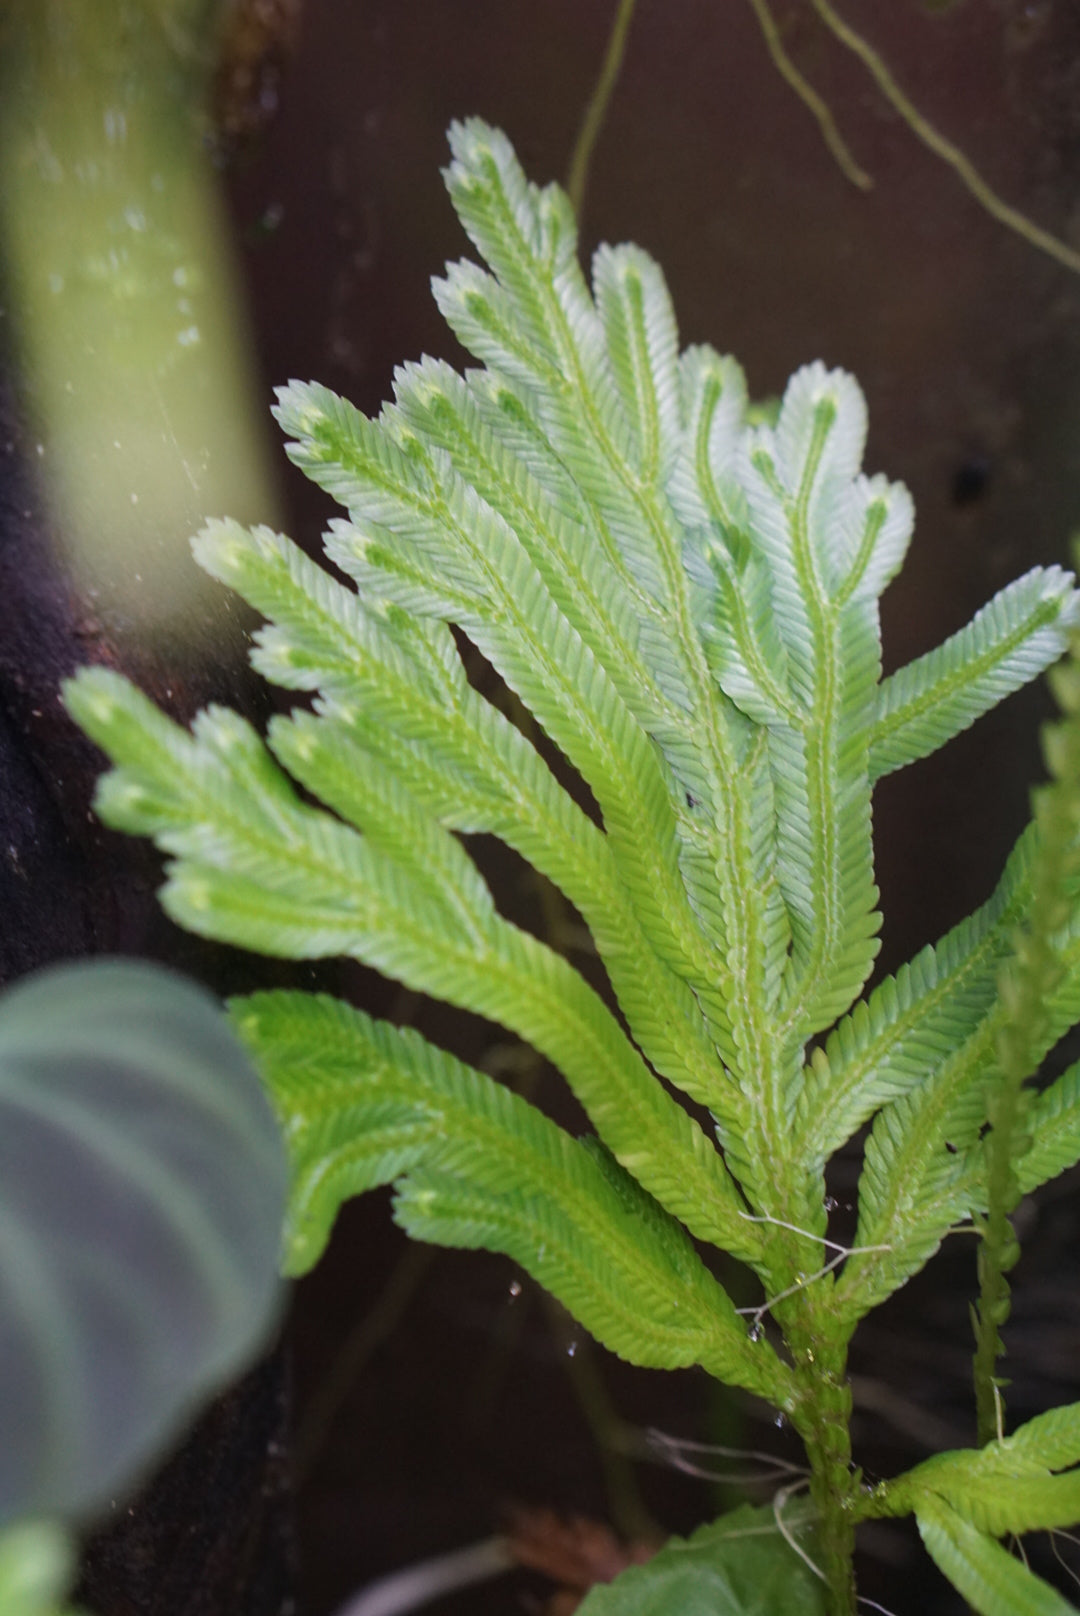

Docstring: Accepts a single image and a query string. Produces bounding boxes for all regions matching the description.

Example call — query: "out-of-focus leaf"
[575,1502,825,1615]
[0,1520,79,1616]
[0,959,287,1524]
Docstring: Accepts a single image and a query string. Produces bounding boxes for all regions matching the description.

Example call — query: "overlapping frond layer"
[63,666,761,1266]
[798,828,1037,1163]
[191,522,728,1124]
[275,378,728,1043]
[431,121,784,1103]
[836,900,1080,1322]
[230,990,792,1402]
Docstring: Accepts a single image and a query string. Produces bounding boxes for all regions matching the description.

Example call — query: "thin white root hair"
[773,1481,825,1581]
[645,1428,807,1475]
[738,1210,853,1252]
[736,1240,891,1328]
[1048,1529,1080,1594]
[649,1451,807,1486]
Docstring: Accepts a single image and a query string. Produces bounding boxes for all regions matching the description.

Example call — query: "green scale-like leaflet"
[65,122,1080,1615]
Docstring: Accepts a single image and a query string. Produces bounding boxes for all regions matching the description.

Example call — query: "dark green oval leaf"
[0,959,287,1524]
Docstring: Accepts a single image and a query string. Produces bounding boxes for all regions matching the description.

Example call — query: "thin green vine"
[566,0,638,220]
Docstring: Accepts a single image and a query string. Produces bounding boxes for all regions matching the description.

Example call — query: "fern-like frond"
[869,567,1079,782]
[64,666,762,1265]
[233,990,792,1400]
[429,122,802,1168]
[62,126,1080,1574]
[998,1400,1080,1473]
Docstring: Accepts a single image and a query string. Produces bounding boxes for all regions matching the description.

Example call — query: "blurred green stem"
[0,1,276,638]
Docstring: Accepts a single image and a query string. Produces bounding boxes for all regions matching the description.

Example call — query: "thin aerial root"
[734,1241,892,1331]
[773,1481,826,1581]
[745,0,872,190]
[1048,1530,1080,1595]
[808,0,1080,277]
[652,1454,807,1485]
[646,1429,808,1472]
[567,0,638,220]
[645,1427,808,1485]
[738,1209,846,1249]
[736,1212,891,1326]
[858,1600,902,1616]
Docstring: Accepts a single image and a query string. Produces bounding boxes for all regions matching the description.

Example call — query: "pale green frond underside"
[230,990,791,1403]
[275,377,724,1010]
[869,567,1079,781]
[722,362,911,1040]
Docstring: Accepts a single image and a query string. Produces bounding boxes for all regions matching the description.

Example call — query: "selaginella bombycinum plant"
[65,122,1080,1616]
